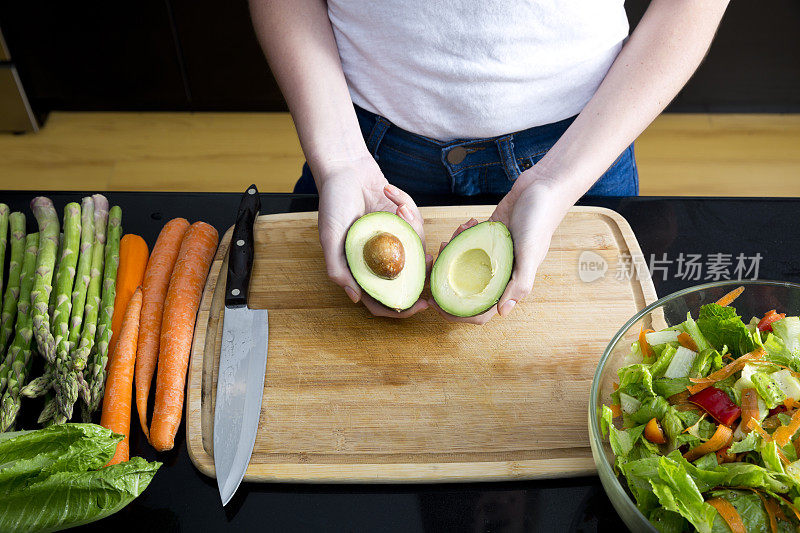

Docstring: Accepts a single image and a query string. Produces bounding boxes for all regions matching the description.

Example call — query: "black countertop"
[2,191,797,533]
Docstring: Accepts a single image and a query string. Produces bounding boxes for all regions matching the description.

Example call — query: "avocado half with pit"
[345,212,426,311]
[431,221,514,317]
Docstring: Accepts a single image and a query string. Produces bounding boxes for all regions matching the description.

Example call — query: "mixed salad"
[602,287,800,533]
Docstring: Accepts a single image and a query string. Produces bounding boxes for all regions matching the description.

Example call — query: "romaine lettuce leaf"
[691,349,722,379]
[0,424,121,492]
[649,508,686,533]
[650,456,717,533]
[0,457,161,533]
[696,303,756,357]
[751,372,787,409]
[653,377,692,398]
[683,313,712,352]
[613,364,655,404]
[772,317,800,355]
[718,462,790,493]
[620,457,661,513]
[729,431,760,454]
[601,405,645,463]
[760,439,786,474]
[629,396,670,425]
[651,345,678,379]
[707,489,771,533]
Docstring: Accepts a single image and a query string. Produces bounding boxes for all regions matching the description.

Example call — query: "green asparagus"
[85,203,121,413]
[0,233,39,431]
[0,204,8,304]
[48,232,64,321]
[29,197,60,364]
[0,212,26,355]
[57,197,103,421]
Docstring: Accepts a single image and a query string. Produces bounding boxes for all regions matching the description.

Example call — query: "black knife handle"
[225,184,260,307]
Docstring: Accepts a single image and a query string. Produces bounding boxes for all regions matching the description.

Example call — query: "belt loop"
[496,135,521,182]
[365,116,392,160]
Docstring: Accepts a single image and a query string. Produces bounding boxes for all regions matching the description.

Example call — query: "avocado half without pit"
[431,221,514,317]
[345,212,426,311]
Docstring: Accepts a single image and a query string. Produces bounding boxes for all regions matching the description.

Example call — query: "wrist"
[309,149,377,187]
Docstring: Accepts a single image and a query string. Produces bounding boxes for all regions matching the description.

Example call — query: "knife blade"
[213,184,269,506]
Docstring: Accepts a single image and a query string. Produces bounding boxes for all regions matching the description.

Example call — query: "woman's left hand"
[429,171,572,324]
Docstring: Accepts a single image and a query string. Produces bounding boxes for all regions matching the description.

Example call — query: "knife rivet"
[236,239,245,247]
[248,188,256,195]
[231,289,241,296]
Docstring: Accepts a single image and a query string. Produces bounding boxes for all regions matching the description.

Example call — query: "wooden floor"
[1,112,799,196]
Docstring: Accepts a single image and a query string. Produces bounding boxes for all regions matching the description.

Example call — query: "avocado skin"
[431,221,514,317]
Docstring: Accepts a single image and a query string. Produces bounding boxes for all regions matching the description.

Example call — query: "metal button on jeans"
[447,146,467,165]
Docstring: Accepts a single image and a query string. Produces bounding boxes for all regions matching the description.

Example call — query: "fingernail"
[399,204,413,221]
[344,286,359,303]
[499,300,516,316]
[385,183,400,196]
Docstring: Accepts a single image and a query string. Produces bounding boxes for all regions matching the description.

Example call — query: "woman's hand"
[429,170,571,324]
[317,155,430,317]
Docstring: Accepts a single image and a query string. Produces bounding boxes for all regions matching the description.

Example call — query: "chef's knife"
[213,184,269,506]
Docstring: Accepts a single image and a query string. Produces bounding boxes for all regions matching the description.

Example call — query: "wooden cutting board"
[186,206,656,483]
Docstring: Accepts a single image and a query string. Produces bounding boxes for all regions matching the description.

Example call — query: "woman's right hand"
[316,155,430,317]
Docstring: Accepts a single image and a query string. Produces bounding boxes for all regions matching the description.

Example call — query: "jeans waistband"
[354,104,576,182]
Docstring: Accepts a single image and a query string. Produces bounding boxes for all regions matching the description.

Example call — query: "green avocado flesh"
[430,221,514,317]
[345,211,426,311]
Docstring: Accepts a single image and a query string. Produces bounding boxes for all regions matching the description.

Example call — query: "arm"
[249,0,428,317]
[434,0,730,324]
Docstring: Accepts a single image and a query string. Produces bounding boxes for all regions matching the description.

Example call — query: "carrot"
[677,332,699,352]
[687,348,766,395]
[683,423,732,461]
[109,234,149,361]
[609,403,622,418]
[135,218,190,438]
[639,329,655,361]
[773,408,800,447]
[740,388,760,434]
[149,222,218,452]
[706,497,746,533]
[100,286,143,465]
[715,286,744,307]
[753,490,783,533]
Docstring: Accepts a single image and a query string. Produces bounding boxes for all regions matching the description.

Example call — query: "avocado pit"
[363,232,405,280]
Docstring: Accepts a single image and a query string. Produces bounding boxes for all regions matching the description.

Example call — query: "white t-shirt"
[328,0,629,141]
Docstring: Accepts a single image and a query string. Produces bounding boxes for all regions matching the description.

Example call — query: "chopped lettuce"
[650,456,717,533]
[729,431,760,454]
[613,364,655,404]
[751,371,787,409]
[773,369,800,400]
[718,462,790,493]
[664,347,697,379]
[683,313,712,352]
[761,332,800,371]
[620,458,661,514]
[652,345,678,378]
[629,396,670,425]
[601,405,644,462]
[653,377,692,398]
[690,349,721,379]
[760,439,786,475]
[696,303,756,357]
[772,316,800,355]
[649,508,686,533]
[707,489,772,533]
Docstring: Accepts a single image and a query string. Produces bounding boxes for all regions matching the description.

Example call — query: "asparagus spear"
[54,197,103,422]
[85,203,121,413]
[29,197,60,364]
[0,233,39,431]
[0,212,26,355]
[24,203,82,411]
[48,232,64,321]
[0,204,8,304]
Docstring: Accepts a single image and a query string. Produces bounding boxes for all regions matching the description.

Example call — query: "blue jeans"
[294,105,638,197]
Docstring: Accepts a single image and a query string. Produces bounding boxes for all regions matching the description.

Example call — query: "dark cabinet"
[0,0,798,114]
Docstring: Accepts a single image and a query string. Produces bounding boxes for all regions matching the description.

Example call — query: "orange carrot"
[135,218,190,438]
[639,329,655,361]
[773,408,800,447]
[687,349,766,395]
[100,287,143,465]
[150,222,218,452]
[677,332,699,352]
[609,403,622,418]
[715,286,744,307]
[740,388,760,434]
[683,423,732,461]
[109,234,149,361]
[706,497,746,533]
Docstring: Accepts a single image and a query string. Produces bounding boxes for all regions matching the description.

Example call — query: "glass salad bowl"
[589,280,800,532]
